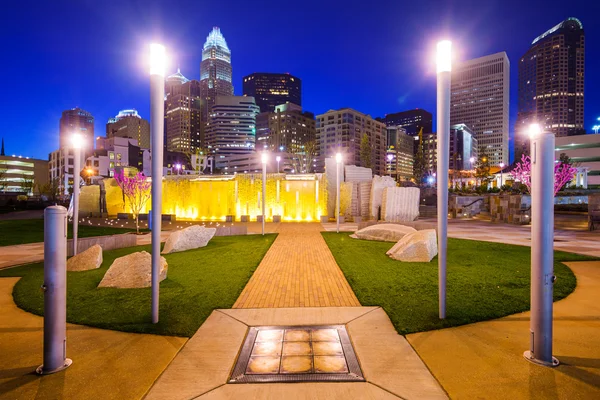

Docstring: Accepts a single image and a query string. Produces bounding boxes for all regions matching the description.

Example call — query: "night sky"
[2,0,599,162]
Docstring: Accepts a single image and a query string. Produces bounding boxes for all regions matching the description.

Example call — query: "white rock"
[381,187,421,222]
[161,225,217,254]
[386,229,438,262]
[350,224,417,242]
[98,251,167,288]
[67,244,103,272]
[369,176,397,219]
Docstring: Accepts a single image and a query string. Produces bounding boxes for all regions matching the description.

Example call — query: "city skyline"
[2,0,599,161]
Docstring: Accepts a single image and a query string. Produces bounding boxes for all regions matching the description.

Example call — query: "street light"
[175,163,181,175]
[499,162,505,188]
[335,152,342,233]
[387,153,394,177]
[524,123,559,367]
[149,42,166,324]
[261,152,267,235]
[276,155,281,173]
[436,39,451,320]
[71,133,83,256]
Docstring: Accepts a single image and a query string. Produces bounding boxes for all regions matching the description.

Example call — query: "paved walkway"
[407,261,600,399]
[0,278,187,400]
[233,223,360,308]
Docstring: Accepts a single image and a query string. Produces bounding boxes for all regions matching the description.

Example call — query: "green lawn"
[0,219,144,246]
[0,234,277,337]
[322,233,598,335]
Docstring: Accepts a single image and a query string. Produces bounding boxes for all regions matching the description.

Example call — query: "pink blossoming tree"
[510,154,577,196]
[115,171,151,234]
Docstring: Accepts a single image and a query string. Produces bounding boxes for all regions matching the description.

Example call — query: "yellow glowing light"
[436,40,452,73]
[150,43,166,76]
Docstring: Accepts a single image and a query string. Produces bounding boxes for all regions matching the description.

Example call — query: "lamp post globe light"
[149,43,166,324]
[261,152,268,235]
[335,152,342,233]
[71,133,84,256]
[524,123,559,367]
[276,155,281,174]
[387,153,394,177]
[436,39,451,320]
[499,162,505,188]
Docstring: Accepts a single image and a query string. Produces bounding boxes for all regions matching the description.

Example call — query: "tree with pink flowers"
[510,154,577,196]
[115,171,152,234]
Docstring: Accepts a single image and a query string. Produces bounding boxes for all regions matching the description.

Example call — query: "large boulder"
[98,251,167,288]
[386,229,438,262]
[350,224,417,242]
[67,244,103,272]
[161,225,216,254]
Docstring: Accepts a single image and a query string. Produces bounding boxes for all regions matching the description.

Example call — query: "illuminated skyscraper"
[59,107,94,150]
[165,69,203,154]
[200,27,234,120]
[206,96,260,156]
[515,18,585,161]
[243,73,301,113]
[106,109,150,149]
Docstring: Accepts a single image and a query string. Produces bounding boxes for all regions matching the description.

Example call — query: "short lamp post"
[175,163,181,175]
[387,153,394,177]
[71,133,83,256]
[149,43,166,324]
[499,162,505,188]
[524,123,559,367]
[276,155,281,174]
[261,152,267,235]
[436,40,451,320]
[335,152,342,233]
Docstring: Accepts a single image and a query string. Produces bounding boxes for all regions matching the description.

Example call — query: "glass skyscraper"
[200,27,234,120]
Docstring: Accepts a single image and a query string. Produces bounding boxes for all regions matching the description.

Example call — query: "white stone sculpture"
[67,244,103,272]
[162,225,216,254]
[98,251,167,288]
[369,175,396,219]
[350,224,417,242]
[381,187,421,222]
[386,229,438,262]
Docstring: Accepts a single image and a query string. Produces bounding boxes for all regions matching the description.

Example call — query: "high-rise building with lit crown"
[164,69,203,154]
[243,73,301,113]
[59,107,94,150]
[515,18,585,161]
[200,27,234,120]
[106,109,150,149]
[450,52,510,167]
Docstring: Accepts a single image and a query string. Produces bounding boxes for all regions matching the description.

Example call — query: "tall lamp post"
[276,155,281,174]
[436,40,451,320]
[335,152,342,233]
[71,133,83,256]
[524,123,559,367]
[149,43,166,324]
[499,162,505,188]
[261,152,267,235]
[387,153,394,177]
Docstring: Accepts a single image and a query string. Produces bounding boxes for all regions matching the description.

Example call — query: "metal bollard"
[36,205,73,375]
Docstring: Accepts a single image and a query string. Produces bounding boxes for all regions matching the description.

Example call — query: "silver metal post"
[336,161,340,233]
[436,69,450,319]
[262,162,266,235]
[37,206,72,375]
[150,68,165,324]
[524,132,559,367]
[72,146,81,255]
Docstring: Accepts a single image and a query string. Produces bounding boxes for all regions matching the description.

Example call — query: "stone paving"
[233,223,360,308]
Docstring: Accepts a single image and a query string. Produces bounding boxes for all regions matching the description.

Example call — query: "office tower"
[206,96,260,156]
[88,137,149,178]
[450,52,510,166]
[421,124,478,175]
[242,73,302,113]
[316,108,386,175]
[59,108,94,150]
[385,125,414,181]
[515,18,585,161]
[0,154,48,195]
[383,109,433,136]
[255,103,316,153]
[106,109,150,149]
[200,27,234,121]
[164,69,203,154]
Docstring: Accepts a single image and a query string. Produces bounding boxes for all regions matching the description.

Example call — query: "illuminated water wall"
[95,173,327,222]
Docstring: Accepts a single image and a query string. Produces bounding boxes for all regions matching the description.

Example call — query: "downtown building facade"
[317,108,386,176]
[200,27,234,121]
[421,124,478,174]
[383,109,433,136]
[87,137,150,178]
[255,103,316,153]
[106,109,150,149]
[206,96,260,158]
[0,154,48,195]
[450,52,510,167]
[165,69,203,154]
[242,73,302,113]
[515,18,585,161]
[385,125,414,181]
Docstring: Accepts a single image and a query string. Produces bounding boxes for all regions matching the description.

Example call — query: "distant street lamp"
[85,168,94,185]
[524,123,559,367]
[71,133,83,256]
[335,152,342,233]
[499,162,505,188]
[175,163,181,175]
[261,152,268,235]
[276,155,281,173]
[593,125,600,134]
[436,39,451,320]
[387,153,394,177]
[149,42,166,324]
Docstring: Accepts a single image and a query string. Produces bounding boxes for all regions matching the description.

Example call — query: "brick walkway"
[233,223,360,308]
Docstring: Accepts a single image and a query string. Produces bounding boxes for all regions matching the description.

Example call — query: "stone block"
[162,225,217,254]
[98,251,167,288]
[386,229,438,262]
[67,244,103,272]
[272,215,281,223]
[351,223,417,242]
[241,215,250,222]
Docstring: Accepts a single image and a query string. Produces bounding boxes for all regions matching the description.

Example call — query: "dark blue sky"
[2,0,598,161]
